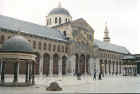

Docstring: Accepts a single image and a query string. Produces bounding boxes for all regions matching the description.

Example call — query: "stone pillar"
[96,58,100,73]
[49,55,53,76]
[13,62,18,83]
[119,62,121,74]
[110,62,113,75]
[25,63,29,83]
[39,54,43,76]
[71,55,76,76]
[106,60,109,75]
[1,62,5,83]
[114,62,116,74]
[32,62,35,85]
[58,56,62,76]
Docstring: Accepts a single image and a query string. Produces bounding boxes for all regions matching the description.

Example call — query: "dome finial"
[58,1,62,8]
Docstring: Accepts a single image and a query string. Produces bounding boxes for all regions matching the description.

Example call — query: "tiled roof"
[94,39,130,54]
[121,55,136,60]
[0,15,66,42]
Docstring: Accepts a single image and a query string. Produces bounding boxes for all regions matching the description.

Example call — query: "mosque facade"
[0,4,138,77]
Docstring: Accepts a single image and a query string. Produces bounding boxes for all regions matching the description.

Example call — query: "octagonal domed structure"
[48,8,71,16]
[1,36,33,52]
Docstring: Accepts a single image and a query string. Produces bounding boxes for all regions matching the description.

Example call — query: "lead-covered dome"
[48,8,71,16]
[1,36,33,52]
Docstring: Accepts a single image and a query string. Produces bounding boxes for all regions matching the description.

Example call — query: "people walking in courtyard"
[77,72,81,80]
[93,72,96,80]
[98,72,102,80]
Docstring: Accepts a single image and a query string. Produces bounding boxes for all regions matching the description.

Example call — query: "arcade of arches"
[35,53,91,76]
[99,59,122,75]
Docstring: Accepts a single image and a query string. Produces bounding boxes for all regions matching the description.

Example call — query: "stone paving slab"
[0,75,140,94]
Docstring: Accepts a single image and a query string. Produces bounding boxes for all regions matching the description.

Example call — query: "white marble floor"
[0,75,140,93]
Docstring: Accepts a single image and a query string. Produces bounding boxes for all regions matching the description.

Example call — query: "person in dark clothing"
[98,72,102,80]
[93,72,96,80]
[77,72,81,80]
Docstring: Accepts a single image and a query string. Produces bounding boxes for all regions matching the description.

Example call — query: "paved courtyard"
[0,75,140,93]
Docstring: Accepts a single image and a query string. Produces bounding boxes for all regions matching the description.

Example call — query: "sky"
[0,0,139,54]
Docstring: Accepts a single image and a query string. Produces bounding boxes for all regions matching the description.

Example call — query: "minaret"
[103,22,110,43]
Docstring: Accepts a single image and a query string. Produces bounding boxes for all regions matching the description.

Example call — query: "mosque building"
[0,2,138,81]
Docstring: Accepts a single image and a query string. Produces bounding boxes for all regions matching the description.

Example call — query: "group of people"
[75,72,102,80]
[93,72,102,80]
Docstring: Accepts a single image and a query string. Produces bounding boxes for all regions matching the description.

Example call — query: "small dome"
[48,8,71,16]
[1,36,33,52]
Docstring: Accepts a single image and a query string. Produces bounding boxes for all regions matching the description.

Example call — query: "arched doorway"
[75,54,79,74]
[80,54,85,74]
[43,53,50,76]
[53,54,59,75]
[62,56,67,75]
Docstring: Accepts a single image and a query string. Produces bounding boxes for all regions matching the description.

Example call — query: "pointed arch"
[80,54,85,74]
[75,54,79,74]
[62,56,67,75]
[43,53,50,75]
[53,53,59,74]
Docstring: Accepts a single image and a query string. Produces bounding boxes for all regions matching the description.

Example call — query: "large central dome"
[48,7,71,16]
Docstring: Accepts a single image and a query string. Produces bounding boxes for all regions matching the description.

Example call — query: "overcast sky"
[0,0,139,54]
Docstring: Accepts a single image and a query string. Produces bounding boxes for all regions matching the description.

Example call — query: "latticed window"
[44,43,47,50]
